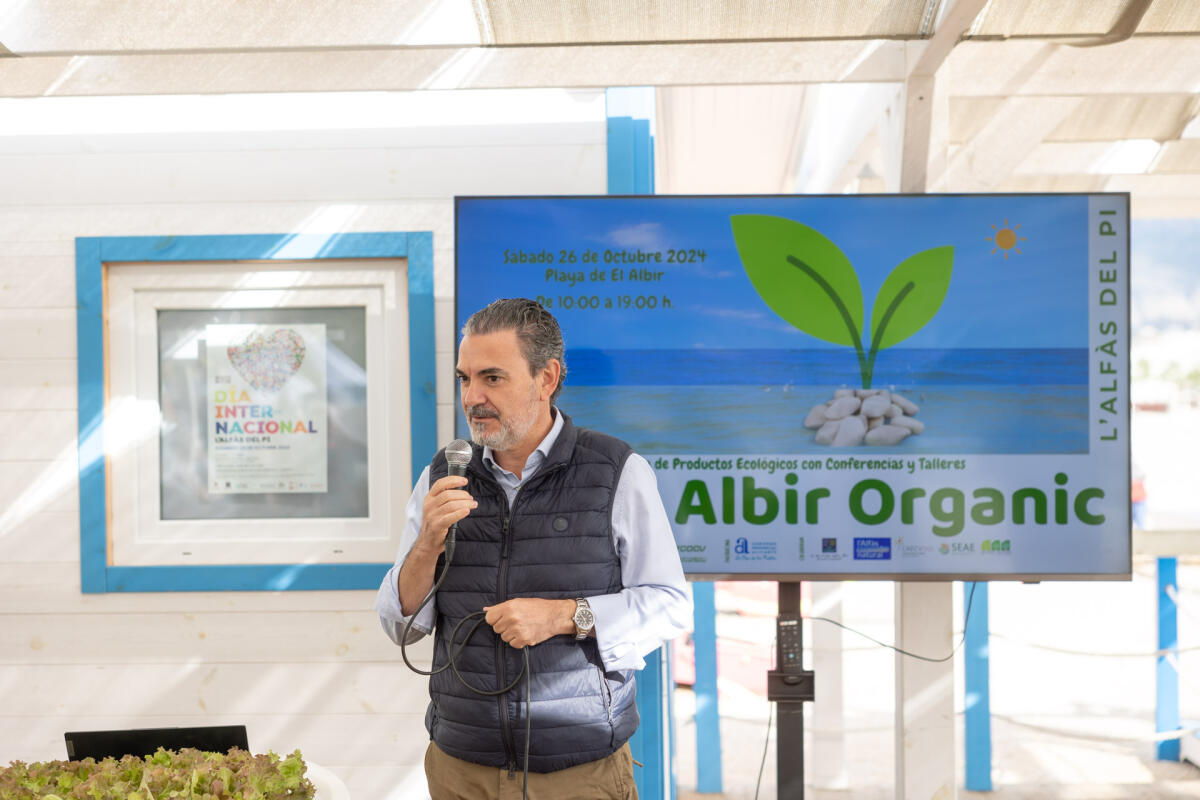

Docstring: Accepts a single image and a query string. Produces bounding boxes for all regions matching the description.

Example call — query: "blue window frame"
[75,232,435,592]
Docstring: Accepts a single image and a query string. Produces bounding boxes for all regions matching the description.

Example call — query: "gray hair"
[461,298,566,401]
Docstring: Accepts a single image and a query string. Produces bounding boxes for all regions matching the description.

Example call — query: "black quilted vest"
[425,412,639,772]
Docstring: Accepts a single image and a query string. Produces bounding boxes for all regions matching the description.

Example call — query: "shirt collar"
[481,407,563,478]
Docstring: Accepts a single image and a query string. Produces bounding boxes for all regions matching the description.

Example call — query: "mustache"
[466,405,500,420]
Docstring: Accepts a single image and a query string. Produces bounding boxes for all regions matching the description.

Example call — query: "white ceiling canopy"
[0,0,1197,215]
[4,0,1196,54]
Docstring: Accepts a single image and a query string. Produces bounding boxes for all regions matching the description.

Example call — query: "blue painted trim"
[74,232,435,593]
[606,116,655,195]
[406,231,437,475]
[693,581,724,792]
[609,89,668,800]
[631,649,669,799]
[106,563,391,593]
[76,237,107,594]
[1157,557,1181,760]
[964,581,993,790]
[633,119,654,195]
[666,639,678,800]
[95,232,412,262]
[606,117,634,195]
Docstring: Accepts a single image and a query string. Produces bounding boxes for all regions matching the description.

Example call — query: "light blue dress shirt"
[375,410,692,671]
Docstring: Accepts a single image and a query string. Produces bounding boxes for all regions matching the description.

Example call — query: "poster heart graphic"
[227,328,307,392]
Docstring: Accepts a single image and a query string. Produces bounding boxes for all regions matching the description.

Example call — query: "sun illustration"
[987,219,1026,259]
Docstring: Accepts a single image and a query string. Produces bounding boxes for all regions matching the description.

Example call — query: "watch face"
[575,604,594,630]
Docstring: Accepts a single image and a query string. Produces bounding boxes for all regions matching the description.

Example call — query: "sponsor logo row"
[678,537,1013,563]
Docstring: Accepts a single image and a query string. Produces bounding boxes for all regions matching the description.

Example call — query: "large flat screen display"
[455,194,1130,580]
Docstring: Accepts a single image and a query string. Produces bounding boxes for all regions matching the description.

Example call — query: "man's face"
[456,329,555,452]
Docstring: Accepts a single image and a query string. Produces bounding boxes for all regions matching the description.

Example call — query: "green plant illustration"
[731,214,954,389]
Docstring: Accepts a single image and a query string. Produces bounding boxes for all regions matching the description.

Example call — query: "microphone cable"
[805,580,979,663]
[400,530,535,800]
[744,584,981,800]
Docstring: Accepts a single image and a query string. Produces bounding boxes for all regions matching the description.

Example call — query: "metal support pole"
[771,581,815,799]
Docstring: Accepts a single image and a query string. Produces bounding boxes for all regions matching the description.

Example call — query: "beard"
[465,387,541,452]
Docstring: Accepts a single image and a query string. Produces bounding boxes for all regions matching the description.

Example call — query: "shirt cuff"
[374,564,435,645]
[586,592,646,671]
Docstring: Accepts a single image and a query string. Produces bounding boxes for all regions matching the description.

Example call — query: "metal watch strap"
[573,597,593,640]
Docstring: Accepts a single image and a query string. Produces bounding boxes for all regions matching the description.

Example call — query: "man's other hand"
[483,598,576,648]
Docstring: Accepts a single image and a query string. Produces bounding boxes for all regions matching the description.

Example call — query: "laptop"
[64,725,249,761]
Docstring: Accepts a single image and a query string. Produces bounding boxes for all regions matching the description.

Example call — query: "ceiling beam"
[655,84,813,193]
[3,36,1198,98]
[827,127,882,195]
[898,72,946,192]
[794,84,902,193]
[899,0,990,192]
[1063,0,1154,48]
[909,0,991,77]
[933,95,1084,191]
[0,41,909,98]
[947,38,1200,96]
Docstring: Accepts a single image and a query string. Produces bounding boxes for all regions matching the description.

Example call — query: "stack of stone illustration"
[804,388,923,447]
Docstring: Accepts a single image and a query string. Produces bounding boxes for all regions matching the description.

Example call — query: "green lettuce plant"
[0,748,313,800]
[731,214,954,389]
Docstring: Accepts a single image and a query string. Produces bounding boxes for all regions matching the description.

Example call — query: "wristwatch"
[573,598,595,640]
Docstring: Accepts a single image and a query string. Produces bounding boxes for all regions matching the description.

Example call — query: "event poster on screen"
[455,195,1130,579]
[205,323,329,494]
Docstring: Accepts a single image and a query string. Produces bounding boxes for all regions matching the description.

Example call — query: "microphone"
[444,439,473,558]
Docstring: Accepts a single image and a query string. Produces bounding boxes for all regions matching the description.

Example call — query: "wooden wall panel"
[0,145,605,206]
[0,460,78,513]
[0,411,78,461]
[0,310,76,359]
[0,258,76,308]
[0,512,77,564]
[6,714,429,770]
[0,563,417,614]
[1,663,430,717]
[0,102,605,800]
[0,611,432,665]
[0,202,455,240]
[0,360,77,410]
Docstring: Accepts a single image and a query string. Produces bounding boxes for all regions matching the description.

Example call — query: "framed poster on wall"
[156,308,363,519]
[201,319,332,499]
[76,234,435,592]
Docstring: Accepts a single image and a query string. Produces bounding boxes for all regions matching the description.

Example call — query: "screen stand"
[768,581,816,799]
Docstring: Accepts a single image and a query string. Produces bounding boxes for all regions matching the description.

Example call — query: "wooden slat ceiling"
[475,0,936,44]
[952,95,1200,144]
[0,0,482,52]
[0,0,1197,216]
[3,0,1197,55]
[966,0,1200,37]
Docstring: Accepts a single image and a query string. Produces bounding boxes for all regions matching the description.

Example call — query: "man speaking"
[376,298,691,799]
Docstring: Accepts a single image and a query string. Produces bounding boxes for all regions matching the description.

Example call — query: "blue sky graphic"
[457,195,1092,352]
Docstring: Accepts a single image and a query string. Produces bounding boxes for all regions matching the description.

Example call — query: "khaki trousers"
[424,741,638,800]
